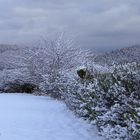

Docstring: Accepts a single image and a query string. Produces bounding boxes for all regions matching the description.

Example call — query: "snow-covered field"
[0,94,103,140]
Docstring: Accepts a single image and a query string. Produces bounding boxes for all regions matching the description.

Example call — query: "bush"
[77,69,86,79]
[40,73,69,99]
[65,63,140,140]
[2,80,38,93]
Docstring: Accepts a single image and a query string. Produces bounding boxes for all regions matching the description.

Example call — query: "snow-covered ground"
[0,93,103,140]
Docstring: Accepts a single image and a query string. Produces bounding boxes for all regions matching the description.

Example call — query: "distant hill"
[0,44,19,53]
[94,45,140,66]
[0,44,22,70]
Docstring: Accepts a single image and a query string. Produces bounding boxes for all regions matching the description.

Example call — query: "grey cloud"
[0,0,140,52]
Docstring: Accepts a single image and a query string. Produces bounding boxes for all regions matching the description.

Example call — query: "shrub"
[2,80,38,93]
[77,69,86,79]
[40,73,69,99]
[66,63,140,140]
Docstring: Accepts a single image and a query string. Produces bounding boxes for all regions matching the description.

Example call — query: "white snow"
[0,93,103,140]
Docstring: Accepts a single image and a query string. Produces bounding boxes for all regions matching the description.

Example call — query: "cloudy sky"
[0,0,140,52]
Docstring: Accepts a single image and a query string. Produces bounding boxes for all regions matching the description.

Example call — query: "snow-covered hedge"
[65,63,140,140]
[0,68,38,93]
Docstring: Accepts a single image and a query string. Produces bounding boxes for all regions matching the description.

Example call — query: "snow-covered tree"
[18,33,89,98]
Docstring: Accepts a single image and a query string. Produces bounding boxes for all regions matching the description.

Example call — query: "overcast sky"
[0,0,140,52]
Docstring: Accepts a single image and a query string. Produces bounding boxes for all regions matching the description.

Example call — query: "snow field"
[0,94,103,140]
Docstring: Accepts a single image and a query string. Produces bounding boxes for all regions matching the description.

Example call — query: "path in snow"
[0,94,103,140]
